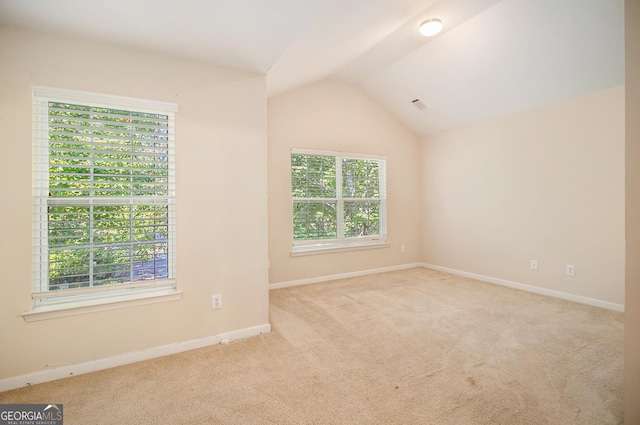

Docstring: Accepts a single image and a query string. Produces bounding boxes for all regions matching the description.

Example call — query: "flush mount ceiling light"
[419,18,443,37]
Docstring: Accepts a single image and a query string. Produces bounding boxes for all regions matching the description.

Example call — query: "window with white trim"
[30,87,178,317]
[291,148,387,254]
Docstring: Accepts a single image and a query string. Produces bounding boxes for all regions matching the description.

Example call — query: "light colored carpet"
[0,268,624,424]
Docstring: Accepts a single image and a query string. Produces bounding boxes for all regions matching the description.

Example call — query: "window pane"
[47,204,169,290]
[343,201,380,237]
[49,247,91,290]
[293,201,337,240]
[292,154,336,198]
[48,102,170,198]
[342,158,380,198]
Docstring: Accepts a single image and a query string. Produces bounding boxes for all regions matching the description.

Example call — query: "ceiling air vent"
[411,98,429,111]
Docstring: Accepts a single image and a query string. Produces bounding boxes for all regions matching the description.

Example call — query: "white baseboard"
[421,263,625,312]
[269,263,421,290]
[0,323,271,393]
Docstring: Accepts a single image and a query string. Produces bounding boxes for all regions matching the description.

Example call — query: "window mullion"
[89,109,96,288]
[336,157,344,239]
[379,160,387,236]
[129,204,134,282]
[129,112,134,283]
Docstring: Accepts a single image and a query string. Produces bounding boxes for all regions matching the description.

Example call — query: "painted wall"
[267,80,422,284]
[0,26,269,380]
[625,0,640,422]
[420,86,625,306]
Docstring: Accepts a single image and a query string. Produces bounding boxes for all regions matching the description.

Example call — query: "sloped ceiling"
[0,0,624,136]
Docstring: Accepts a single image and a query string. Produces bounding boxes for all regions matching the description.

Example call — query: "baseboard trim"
[421,263,624,312]
[269,263,421,290]
[0,323,271,393]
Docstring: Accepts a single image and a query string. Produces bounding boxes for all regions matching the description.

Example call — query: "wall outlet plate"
[212,294,222,309]
[566,265,575,277]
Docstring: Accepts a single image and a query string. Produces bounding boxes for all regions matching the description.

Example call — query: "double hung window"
[291,148,387,254]
[29,87,179,319]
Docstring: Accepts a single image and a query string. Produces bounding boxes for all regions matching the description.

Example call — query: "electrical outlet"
[400,245,406,253]
[530,259,538,271]
[212,294,222,309]
[566,265,575,277]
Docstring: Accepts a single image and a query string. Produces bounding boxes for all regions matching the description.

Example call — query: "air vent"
[411,98,429,111]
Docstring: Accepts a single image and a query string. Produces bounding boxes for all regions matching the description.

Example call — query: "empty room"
[1,0,639,424]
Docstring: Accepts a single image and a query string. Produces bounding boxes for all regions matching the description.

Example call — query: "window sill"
[291,241,390,257]
[22,288,182,322]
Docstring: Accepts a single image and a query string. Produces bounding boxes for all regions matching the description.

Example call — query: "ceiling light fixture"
[419,18,443,37]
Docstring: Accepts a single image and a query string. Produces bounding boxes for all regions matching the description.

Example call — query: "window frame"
[291,148,388,255]
[25,86,181,322]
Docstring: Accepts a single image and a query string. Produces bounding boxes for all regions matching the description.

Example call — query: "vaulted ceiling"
[0,0,624,135]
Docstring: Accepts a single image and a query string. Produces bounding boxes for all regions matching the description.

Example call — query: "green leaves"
[48,102,170,197]
[343,201,380,237]
[342,158,380,198]
[291,154,336,198]
[293,202,337,240]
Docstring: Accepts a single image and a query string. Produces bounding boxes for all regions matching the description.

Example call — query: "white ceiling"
[0,0,624,136]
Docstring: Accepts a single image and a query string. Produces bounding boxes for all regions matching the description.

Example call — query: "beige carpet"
[0,268,624,424]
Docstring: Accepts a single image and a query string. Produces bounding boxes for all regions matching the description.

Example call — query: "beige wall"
[0,26,269,380]
[421,86,625,306]
[267,80,422,284]
[626,0,640,422]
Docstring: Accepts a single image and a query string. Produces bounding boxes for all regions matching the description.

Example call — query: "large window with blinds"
[291,148,387,254]
[30,87,178,314]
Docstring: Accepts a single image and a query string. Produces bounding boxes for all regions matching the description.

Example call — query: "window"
[291,148,387,254]
[28,87,179,320]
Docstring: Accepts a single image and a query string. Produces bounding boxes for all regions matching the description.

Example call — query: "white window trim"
[291,238,390,257]
[22,285,182,322]
[32,86,179,114]
[290,148,388,255]
[292,147,385,161]
[27,86,180,321]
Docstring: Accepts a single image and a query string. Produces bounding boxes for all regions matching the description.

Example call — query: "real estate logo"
[0,404,63,425]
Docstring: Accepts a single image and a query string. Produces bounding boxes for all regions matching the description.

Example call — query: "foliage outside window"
[291,149,387,253]
[32,87,178,310]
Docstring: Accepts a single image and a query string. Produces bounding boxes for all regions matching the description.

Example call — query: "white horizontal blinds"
[291,149,386,244]
[32,89,176,301]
